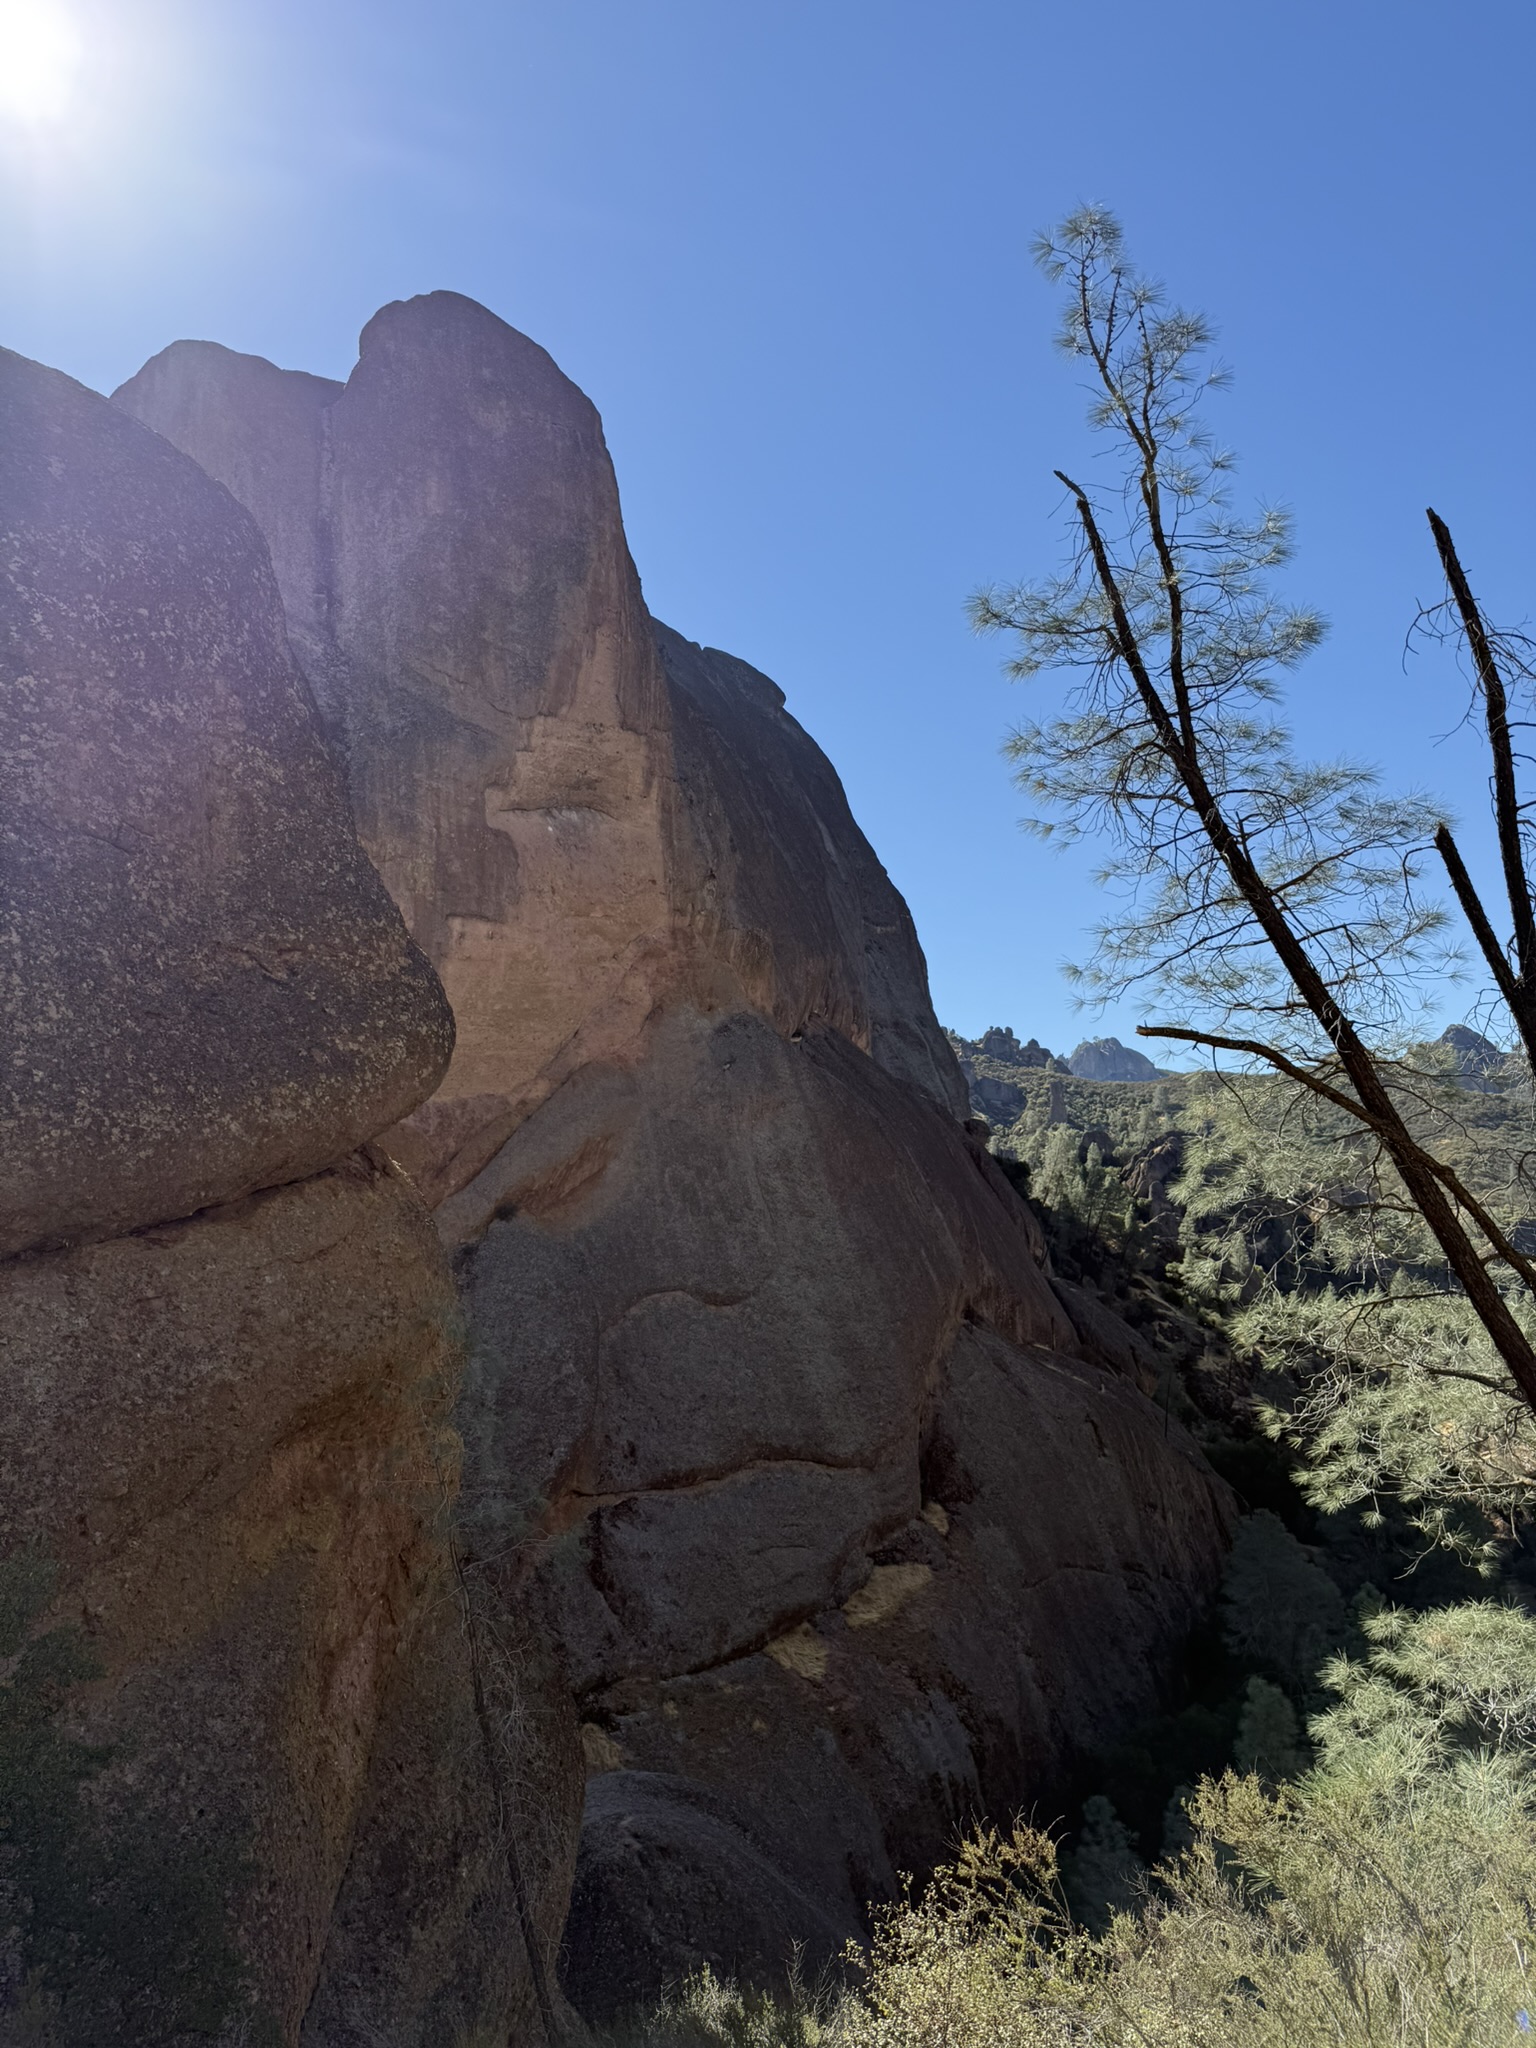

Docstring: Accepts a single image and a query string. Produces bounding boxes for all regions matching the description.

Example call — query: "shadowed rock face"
[118,298,1234,2025]
[1,354,566,2045]
[1,1158,464,2039]
[0,348,454,1259]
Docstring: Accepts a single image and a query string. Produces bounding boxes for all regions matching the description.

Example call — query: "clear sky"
[4,0,1534,1055]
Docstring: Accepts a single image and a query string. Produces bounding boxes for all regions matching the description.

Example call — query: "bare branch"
[1428,510,1536,993]
[1434,823,1523,1017]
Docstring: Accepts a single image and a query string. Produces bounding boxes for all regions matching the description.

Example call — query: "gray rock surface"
[120,297,1235,2025]
[0,354,553,2045]
[657,627,967,1114]
[1069,1036,1165,1083]
[1,347,453,1258]
[1432,1023,1518,1091]
[1,1158,467,2038]
[948,1026,1066,1123]
[562,1772,861,2017]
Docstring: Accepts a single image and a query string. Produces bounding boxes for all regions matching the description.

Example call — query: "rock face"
[119,298,1234,2025]
[1069,1036,1164,1084]
[0,349,453,1260]
[1433,1023,1515,1091]
[1,351,566,2045]
[976,1025,1056,1068]
[948,1028,1068,1125]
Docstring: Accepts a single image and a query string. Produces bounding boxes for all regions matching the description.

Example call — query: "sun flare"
[0,0,84,126]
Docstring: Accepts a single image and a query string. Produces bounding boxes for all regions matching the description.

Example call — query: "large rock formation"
[1,348,566,2045]
[948,1027,1066,1124]
[0,353,451,1259]
[118,298,1234,2025]
[1069,1037,1165,1084]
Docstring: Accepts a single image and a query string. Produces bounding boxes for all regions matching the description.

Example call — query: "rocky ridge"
[948,1028,1172,1124]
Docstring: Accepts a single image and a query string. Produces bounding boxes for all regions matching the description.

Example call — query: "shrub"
[613,1598,1536,2048]
[1219,1510,1348,1695]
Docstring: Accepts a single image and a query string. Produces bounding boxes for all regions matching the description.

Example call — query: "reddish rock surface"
[118,298,1234,2024]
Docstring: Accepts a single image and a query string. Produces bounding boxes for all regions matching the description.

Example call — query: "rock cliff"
[1,348,562,2044]
[1068,1037,1165,1084]
[115,297,1234,2026]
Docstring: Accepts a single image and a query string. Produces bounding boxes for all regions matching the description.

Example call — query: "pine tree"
[1220,1511,1347,1694]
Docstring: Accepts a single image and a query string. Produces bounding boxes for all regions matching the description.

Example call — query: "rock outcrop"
[948,1027,1068,1124]
[1,349,564,2044]
[118,298,1234,2025]
[1069,1037,1165,1084]
[0,352,452,1260]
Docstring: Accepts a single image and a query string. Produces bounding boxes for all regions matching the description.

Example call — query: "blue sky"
[5,0,1535,1053]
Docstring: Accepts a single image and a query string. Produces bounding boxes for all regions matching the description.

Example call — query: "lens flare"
[0,0,84,125]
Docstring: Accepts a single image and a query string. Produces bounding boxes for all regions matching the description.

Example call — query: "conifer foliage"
[973,208,1536,1414]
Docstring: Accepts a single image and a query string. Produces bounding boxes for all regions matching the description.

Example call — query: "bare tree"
[972,207,1536,1409]
[1422,512,1536,1076]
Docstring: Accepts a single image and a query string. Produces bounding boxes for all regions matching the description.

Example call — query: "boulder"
[2,1160,457,2039]
[117,301,676,1215]
[0,347,453,1258]
[0,357,561,2044]
[120,298,1234,2023]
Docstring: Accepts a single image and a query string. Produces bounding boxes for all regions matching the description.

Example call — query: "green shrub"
[601,1963,830,2048]
[614,1598,1536,2048]
[1219,1510,1348,1695]
[1057,1797,1140,1934]
[1231,1676,1305,1779]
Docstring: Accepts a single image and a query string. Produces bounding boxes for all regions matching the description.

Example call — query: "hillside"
[950,1023,1536,1228]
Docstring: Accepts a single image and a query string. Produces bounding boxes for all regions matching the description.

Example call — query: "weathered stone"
[0,1157,463,2038]
[118,300,676,1213]
[1,348,453,1258]
[1069,1035,1164,1083]
[562,1772,861,2025]
[120,297,1235,2025]
[115,303,965,1196]
[0,350,550,2044]
[565,1327,1230,2014]
[655,626,967,1112]
[299,1571,583,2047]
[106,339,343,680]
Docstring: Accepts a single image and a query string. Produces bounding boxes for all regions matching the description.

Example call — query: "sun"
[0,0,84,126]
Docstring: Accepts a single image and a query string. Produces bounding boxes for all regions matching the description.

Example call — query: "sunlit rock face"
[119,306,678,1211]
[1,351,568,2047]
[119,299,1233,2023]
